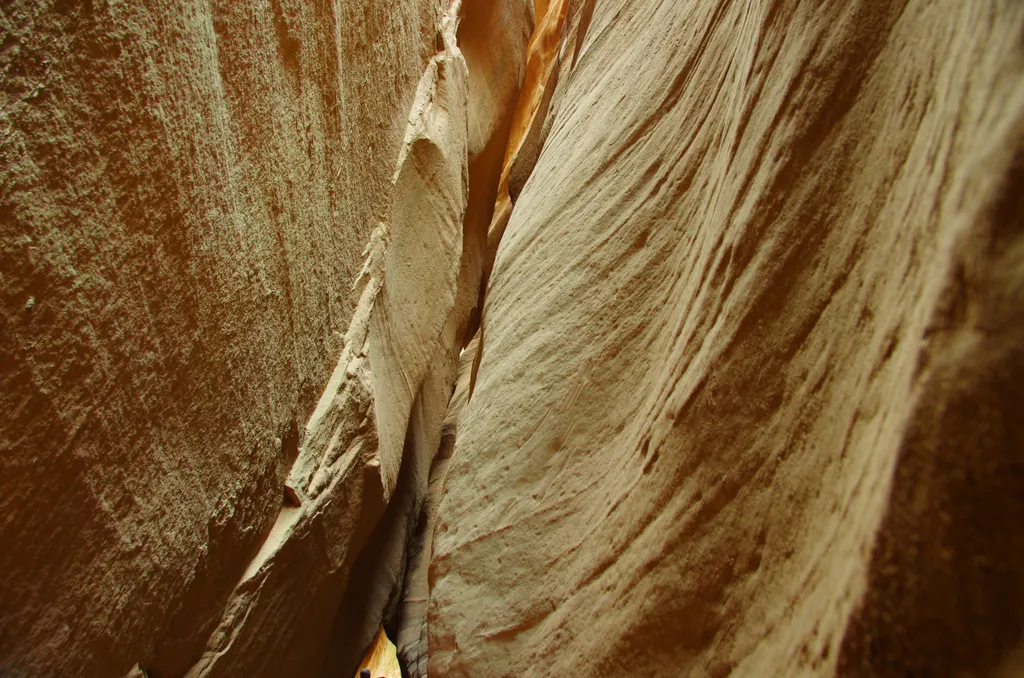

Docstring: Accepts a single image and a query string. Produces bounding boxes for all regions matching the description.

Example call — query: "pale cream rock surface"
[330,4,532,675]
[429,1,1024,677]
[396,337,477,677]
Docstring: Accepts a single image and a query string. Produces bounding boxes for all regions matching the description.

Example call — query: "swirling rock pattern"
[428,1,1024,677]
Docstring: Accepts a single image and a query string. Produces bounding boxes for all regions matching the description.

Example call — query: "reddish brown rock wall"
[0,0,443,675]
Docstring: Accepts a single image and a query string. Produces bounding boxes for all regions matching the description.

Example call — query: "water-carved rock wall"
[2,0,537,675]
[428,1,1024,677]
[3,0,1023,677]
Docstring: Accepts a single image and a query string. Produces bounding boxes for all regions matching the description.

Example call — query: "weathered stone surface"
[0,0,444,675]
[478,0,566,293]
[429,2,1024,678]
[4,0,1023,676]
[172,1,530,675]
[182,271,381,678]
[455,0,534,352]
[368,14,469,503]
[328,4,532,674]
[319,8,472,673]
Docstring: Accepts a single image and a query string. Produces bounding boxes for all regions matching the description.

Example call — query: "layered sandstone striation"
[428,1,1024,677]
[2,0,1023,677]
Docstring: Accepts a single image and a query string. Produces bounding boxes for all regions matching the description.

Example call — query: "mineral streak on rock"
[480,0,569,288]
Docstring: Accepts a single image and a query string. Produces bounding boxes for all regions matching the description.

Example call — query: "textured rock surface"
[367,6,469,504]
[0,0,445,675]
[429,2,1024,678]
[179,1,532,672]
[395,338,477,677]
[319,8,472,673]
[4,0,1024,676]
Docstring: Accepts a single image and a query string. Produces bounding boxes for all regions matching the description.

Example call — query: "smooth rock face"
[0,0,444,675]
[429,2,1024,678]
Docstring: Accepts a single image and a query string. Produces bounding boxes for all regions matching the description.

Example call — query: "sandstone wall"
[0,0,443,675]
[4,0,1023,676]
[428,1,1024,677]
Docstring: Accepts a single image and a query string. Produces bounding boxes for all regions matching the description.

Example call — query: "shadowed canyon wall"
[2,0,1023,677]
[2,0,533,674]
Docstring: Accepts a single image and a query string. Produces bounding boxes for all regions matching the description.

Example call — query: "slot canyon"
[1,0,1023,676]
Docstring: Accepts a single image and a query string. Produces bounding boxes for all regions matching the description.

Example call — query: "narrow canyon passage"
[1,0,1023,677]
[347,1,569,674]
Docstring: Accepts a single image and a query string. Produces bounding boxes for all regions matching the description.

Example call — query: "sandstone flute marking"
[427,1,1024,677]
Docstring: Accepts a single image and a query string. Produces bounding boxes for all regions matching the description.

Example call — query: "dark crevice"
[322,373,446,678]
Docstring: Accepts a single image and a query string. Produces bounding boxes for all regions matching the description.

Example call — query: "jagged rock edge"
[176,2,472,675]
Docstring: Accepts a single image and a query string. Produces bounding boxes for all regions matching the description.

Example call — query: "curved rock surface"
[428,1,1024,677]
[3,0,1023,676]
